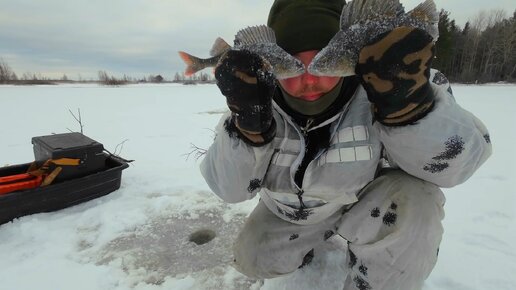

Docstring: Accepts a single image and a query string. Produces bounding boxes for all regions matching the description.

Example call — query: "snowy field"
[0,83,515,290]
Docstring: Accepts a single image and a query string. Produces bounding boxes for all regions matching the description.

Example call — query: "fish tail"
[178,51,206,76]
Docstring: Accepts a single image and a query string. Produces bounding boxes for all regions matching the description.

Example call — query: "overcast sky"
[0,0,514,80]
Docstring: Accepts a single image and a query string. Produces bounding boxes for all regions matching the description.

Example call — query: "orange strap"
[51,158,81,166]
[0,158,80,195]
[41,167,63,187]
[0,173,35,184]
[0,174,43,195]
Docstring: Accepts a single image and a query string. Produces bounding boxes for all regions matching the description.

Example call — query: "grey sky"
[0,0,514,79]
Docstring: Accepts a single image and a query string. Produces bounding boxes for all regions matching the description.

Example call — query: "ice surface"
[0,83,515,290]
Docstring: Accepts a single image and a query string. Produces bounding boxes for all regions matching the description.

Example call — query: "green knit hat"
[267,0,345,55]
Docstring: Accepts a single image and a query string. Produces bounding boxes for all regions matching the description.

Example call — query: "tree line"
[434,9,516,83]
[0,60,215,85]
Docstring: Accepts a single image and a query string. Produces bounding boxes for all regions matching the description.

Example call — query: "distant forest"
[1,9,515,85]
[433,9,516,83]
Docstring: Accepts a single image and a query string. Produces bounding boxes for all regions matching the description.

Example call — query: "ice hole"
[189,229,216,245]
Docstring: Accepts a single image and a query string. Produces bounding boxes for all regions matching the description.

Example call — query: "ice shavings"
[96,209,254,287]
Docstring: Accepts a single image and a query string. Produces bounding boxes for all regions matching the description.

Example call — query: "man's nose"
[302,72,318,85]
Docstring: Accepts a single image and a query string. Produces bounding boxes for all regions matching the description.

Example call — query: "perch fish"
[308,0,439,77]
[178,25,305,79]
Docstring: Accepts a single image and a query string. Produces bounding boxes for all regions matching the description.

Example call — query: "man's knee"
[339,171,446,290]
[339,169,445,249]
[380,170,446,227]
[368,170,445,219]
[232,204,275,278]
[232,202,307,279]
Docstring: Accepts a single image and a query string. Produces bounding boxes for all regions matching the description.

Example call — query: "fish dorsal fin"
[234,25,276,46]
[340,0,404,29]
[408,0,438,24]
[209,37,231,56]
[407,0,439,39]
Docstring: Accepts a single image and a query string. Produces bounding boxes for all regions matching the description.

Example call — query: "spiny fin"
[408,0,438,23]
[235,25,276,46]
[209,37,231,57]
[407,0,439,40]
[178,51,202,76]
[340,0,404,29]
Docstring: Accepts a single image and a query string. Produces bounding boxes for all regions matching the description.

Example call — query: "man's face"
[278,50,341,102]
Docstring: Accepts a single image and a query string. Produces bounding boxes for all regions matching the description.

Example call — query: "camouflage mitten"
[215,50,276,145]
[355,27,436,126]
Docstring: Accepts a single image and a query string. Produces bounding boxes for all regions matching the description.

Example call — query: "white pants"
[233,170,445,290]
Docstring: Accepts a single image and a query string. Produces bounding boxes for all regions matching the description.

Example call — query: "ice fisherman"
[200,0,492,289]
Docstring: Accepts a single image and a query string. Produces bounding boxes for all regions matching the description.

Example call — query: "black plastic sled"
[0,154,128,225]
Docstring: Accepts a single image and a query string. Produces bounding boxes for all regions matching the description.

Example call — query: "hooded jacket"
[200,70,492,225]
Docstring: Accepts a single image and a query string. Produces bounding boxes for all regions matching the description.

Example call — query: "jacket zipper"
[301,118,314,137]
[295,118,314,209]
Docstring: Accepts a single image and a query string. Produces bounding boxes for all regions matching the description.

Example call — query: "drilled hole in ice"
[189,229,216,245]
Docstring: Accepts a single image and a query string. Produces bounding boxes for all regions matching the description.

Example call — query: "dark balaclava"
[268,0,346,117]
[267,0,345,55]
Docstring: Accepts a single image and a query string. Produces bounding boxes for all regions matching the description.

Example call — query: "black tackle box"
[31,132,106,181]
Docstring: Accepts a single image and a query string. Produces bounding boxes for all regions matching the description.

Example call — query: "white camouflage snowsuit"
[200,70,492,290]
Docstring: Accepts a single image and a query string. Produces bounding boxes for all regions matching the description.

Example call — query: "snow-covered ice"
[0,83,514,290]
